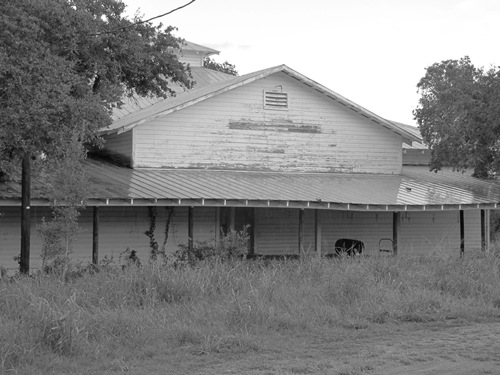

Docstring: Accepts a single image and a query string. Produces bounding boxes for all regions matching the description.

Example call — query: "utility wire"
[93,0,196,35]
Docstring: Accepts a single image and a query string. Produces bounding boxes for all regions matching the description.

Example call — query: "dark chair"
[334,238,364,256]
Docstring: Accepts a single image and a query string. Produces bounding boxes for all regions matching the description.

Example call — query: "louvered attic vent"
[264,90,288,110]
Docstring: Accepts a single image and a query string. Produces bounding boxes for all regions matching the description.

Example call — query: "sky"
[122,0,500,126]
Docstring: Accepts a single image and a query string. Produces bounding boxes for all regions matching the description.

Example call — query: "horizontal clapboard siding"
[399,210,481,256]
[320,211,393,255]
[178,53,203,67]
[89,206,217,263]
[255,208,300,255]
[1,206,484,272]
[0,207,93,271]
[134,72,402,174]
[0,206,218,272]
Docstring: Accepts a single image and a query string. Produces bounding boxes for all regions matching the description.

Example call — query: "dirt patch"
[126,319,500,375]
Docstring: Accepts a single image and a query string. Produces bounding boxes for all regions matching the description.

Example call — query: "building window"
[263,89,288,110]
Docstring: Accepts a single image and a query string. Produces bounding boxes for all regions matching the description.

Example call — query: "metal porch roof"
[2,159,500,211]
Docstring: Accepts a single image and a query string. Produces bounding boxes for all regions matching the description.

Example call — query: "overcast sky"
[123,0,500,126]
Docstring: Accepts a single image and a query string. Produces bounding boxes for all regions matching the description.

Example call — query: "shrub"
[174,226,250,264]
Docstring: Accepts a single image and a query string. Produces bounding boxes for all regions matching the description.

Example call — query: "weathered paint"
[228,119,322,134]
[133,72,403,174]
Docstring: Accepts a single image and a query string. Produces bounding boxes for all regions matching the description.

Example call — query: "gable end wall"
[133,72,403,174]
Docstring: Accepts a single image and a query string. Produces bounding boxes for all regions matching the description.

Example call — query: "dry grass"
[1,250,499,373]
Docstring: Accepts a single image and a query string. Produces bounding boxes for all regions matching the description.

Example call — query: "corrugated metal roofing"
[2,159,500,210]
[100,65,421,143]
[394,121,428,150]
[111,67,234,121]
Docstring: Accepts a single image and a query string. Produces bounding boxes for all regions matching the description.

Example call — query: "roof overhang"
[1,160,499,211]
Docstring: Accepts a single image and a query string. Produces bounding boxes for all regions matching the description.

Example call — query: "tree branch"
[93,0,196,36]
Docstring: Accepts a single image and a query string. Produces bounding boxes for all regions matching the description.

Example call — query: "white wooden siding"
[0,207,93,272]
[399,210,481,256]
[178,53,203,67]
[92,206,217,263]
[255,208,300,255]
[320,211,393,256]
[1,206,484,273]
[253,209,482,256]
[102,130,133,166]
[134,72,402,174]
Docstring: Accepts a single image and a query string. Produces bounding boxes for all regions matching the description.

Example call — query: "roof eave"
[1,197,497,212]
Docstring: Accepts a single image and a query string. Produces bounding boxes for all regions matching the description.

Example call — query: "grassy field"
[1,250,500,374]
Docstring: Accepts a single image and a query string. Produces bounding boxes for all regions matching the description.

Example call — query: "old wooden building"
[1,43,499,272]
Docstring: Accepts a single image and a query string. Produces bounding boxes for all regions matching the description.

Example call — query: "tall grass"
[1,250,499,371]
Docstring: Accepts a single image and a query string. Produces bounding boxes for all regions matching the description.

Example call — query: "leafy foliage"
[0,0,193,178]
[38,139,88,277]
[0,0,193,269]
[175,226,250,263]
[414,56,500,178]
[203,57,238,76]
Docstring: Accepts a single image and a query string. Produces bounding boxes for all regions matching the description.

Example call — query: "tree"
[0,0,194,272]
[203,57,238,76]
[414,56,500,179]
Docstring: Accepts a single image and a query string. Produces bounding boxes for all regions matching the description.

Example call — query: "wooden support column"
[248,208,256,256]
[315,210,321,256]
[298,208,304,256]
[215,207,221,245]
[230,207,236,230]
[460,210,465,256]
[480,209,490,251]
[20,153,31,274]
[92,206,99,265]
[188,206,194,260]
[392,212,400,255]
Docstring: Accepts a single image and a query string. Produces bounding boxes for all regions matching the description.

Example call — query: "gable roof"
[100,65,421,143]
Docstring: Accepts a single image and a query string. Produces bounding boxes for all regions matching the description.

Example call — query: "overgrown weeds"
[1,250,499,372]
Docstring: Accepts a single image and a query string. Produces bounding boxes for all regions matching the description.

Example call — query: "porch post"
[460,210,465,256]
[315,209,321,256]
[92,206,99,265]
[215,207,221,245]
[481,209,490,251]
[248,208,256,256]
[188,206,194,260]
[392,212,400,255]
[298,208,304,256]
[230,207,235,229]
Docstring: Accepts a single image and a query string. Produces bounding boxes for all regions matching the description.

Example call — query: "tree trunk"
[20,153,31,274]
